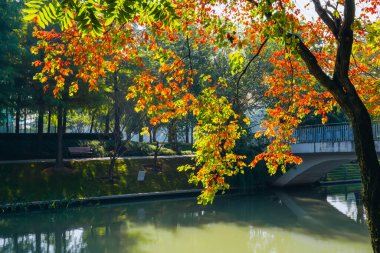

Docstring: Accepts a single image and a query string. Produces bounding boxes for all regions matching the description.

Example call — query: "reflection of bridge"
[273,122,380,187]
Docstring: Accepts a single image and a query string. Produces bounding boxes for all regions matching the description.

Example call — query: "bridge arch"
[273,153,357,186]
[272,122,380,187]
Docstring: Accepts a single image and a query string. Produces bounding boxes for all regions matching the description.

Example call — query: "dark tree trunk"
[23,109,27,133]
[152,126,157,142]
[168,120,179,154]
[185,122,190,144]
[54,231,62,253]
[13,234,18,253]
[5,108,9,133]
[36,233,41,253]
[15,106,20,134]
[89,113,95,133]
[109,73,122,181]
[37,104,44,156]
[37,105,44,134]
[138,131,144,142]
[125,131,132,141]
[47,108,51,133]
[350,106,380,253]
[191,124,194,144]
[294,21,380,250]
[105,113,110,134]
[62,107,67,133]
[56,105,64,169]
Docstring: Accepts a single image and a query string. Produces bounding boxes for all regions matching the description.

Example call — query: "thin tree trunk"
[47,108,51,133]
[105,113,110,134]
[89,114,95,133]
[168,120,179,154]
[185,122,189,143]
[125,131,132,141]
[190,124,194,144]
[56,105,64,169]
[5,108,9,133]
[36,233,41,253]
[109,72,122,181]
[13,234,18,253]
[23,109,27,133]
[62,107,67,133]
[38,105,44,134]
[152,126,157,142]
[38,104,44,157]
[15,106,20,134]
[54,231,62,253]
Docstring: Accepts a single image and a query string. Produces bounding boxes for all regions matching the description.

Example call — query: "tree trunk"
[89,113,95,133]
[109,72,122,181]
[350,107,380,253]
[5,108,9,133]
[15,106,20,134]
[62,107,67,134]
[47,108,51,133]
[23,109,27,133]
[56,105,64,169]
[152,126,157,142]
[105,113,110,134]
[38,104,44,134]
[190,124,194,144]
[37,104,44,157]
[293,24,380,250]
[168,120,179,154]
[54,231,62,253]
[185,122,189,144]
[36,233,41,253]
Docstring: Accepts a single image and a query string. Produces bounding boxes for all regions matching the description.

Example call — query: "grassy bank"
[0,157,196,208]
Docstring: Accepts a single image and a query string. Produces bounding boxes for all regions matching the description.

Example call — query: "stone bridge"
[273,122,380,187]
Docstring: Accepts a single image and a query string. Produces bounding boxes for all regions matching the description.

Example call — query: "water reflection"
[325,184,366,224]
[0,184,371,253]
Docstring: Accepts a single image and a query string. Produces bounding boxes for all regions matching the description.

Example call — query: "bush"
[121,141,177,156]
[78,140,107,157]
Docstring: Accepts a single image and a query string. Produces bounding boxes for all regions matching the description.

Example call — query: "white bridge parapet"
[292,140,380,154]
[273,122,380,187]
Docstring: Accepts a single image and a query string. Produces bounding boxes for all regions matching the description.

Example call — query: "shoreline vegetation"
[0,156,198,212]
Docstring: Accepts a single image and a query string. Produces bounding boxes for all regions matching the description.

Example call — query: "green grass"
[0,157,196,205]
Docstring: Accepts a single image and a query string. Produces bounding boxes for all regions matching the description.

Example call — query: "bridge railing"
[293,121,380,143]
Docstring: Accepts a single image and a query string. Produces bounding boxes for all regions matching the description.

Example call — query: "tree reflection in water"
[0,184,371,253]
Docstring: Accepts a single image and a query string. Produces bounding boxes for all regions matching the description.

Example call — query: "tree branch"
[311,0,340,38]
[236,38,268,89]
[290,34,334,89]
[186,35,194,73]
[333,0,355,82]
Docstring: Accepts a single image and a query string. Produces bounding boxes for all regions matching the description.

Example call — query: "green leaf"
[42,7,53,23]
[24,13,38,21]
[104,15,115,26]
[23,8,39,14]
[38,13,47,28]
[48,3,57,16]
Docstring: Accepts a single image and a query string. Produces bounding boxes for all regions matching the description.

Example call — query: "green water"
[0,184,371,253]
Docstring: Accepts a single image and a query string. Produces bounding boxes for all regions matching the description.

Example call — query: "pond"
[0,184,371,253]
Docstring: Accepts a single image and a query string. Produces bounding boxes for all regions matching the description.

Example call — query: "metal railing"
[293,121,380,143]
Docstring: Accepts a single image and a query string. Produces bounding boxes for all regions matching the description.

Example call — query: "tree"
[24,0,380,251]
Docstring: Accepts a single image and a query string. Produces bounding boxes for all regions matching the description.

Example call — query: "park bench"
[68,146,92,157]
